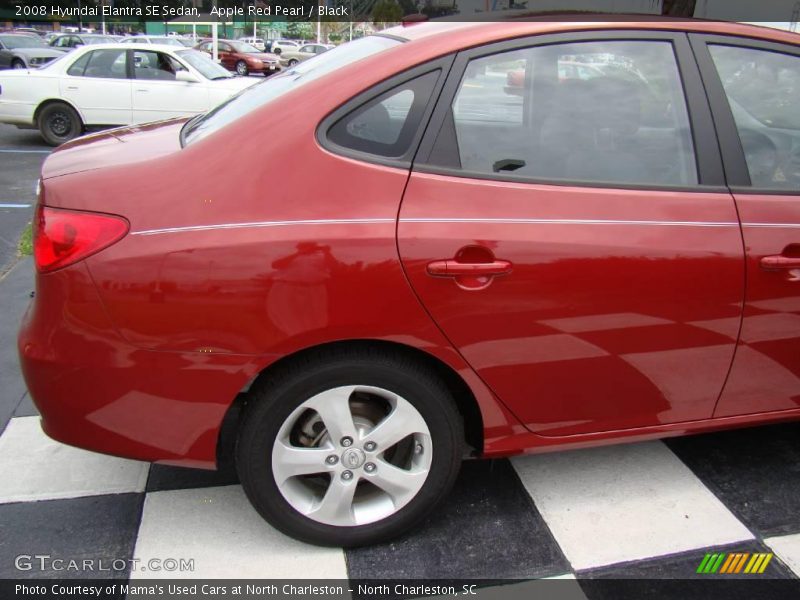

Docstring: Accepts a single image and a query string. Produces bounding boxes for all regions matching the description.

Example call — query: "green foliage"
[17,223,32,257]
[371,0,403,23]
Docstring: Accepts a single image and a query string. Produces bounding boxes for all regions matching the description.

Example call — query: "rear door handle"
[760,255,800,270]
[427,260,512,277]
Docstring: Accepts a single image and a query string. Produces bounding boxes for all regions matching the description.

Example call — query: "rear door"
[131,49,208,122]
[217,42,234,70]
[692,35,800,417]
[61,48,132,125]
[398,31,746,436]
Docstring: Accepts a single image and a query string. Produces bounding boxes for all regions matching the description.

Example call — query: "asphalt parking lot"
[0,123,799,592]
[0,125,46,275]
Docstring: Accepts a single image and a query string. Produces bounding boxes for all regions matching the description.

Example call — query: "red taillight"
[33,205,129,273]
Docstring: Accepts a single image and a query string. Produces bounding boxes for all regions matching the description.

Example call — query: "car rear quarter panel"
[0,72,61,125]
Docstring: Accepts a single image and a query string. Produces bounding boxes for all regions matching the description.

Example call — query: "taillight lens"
[33,206,129,273]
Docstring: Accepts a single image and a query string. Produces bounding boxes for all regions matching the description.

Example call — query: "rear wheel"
[236,348,463,546]
[235,60,248,76]
[38,102,82,146]
[288,58,298,67]
[11,59,25,69]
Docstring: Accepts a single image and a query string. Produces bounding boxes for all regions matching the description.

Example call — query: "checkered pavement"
[1,410,798,584]
[1,261,799,589]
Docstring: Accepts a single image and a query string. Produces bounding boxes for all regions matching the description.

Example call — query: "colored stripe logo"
[696,552,773,574]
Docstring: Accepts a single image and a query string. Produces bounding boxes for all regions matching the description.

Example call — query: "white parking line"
[0,204,31,208]
[0,149,50,154]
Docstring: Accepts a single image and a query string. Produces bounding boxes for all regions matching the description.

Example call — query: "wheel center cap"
[341,448,366,469]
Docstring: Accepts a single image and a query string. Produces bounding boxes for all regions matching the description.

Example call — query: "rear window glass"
[182,36,401,145]
[327,70,440,158]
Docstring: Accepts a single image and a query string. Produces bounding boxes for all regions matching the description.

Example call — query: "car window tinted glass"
[709,44,800,190]
[230,41,259,53]
[0,35,46,49]
[176,49,231,80]
[66,52,91,76]
[432,40,697,187]
[184,35,401,145]
[134,50,180,80]
[82,48,127,79]
[328,71,438,157]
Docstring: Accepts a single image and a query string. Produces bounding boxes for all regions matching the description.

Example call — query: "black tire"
[236,347,464,547]
[11,59,26,69]
[235,60,248,76]
[38,102,82,146]
[288,58,298,67]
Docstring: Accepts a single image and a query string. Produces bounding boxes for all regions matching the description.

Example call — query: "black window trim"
[414,29,728,194]
[689,33,800,196]
[316,54,456,170]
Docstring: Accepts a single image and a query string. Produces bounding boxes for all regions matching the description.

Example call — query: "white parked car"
[0,43,260,145]
[121,35,185,47]
[269,39,300,55]
[238,36,266,51]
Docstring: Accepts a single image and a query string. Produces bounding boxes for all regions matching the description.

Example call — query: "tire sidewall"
[39,103,81,146]
[237,359,462,547]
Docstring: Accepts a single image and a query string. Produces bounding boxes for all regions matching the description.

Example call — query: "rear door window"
[81,48,127,79]
[429,40,697,187]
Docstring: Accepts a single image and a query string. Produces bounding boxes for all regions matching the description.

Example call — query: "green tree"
[371,0,403,24]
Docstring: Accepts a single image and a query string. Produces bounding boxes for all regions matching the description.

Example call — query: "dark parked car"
[0,34,64,69]
[195,39,280,76]
[20,19,800,548]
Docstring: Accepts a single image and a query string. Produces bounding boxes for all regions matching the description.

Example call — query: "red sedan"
[19,19,800,547]
[195,38,280,76]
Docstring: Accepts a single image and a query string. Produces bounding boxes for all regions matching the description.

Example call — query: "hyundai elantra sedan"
[19,19,800,547]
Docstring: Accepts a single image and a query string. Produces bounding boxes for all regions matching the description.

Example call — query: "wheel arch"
[34,97,86,129]
[216,339,485,471]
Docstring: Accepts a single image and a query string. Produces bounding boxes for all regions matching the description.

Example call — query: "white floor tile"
[511,441,753,570]
[765,533,800,577]
[0,416,149,503]
[132,485,348,579]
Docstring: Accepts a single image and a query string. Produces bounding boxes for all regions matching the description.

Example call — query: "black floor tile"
[665,422,800,537]
[578,540,794,580]
[346,459,570,579]
[578,540,799,600]
[146,464,239,492]
[0,493,143,579]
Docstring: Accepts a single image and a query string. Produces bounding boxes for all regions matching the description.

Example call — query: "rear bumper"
[252,63,281,74]
[0,100,36,126]
[17,262,260,469]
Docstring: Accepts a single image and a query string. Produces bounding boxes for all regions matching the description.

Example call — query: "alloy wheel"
[271,385,432,527]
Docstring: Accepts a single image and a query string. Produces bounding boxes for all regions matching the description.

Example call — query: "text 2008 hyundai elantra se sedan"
[18,19,800,546]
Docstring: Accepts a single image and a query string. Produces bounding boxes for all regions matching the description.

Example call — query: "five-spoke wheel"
[236,349,463,546]
[272,385,432,527]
